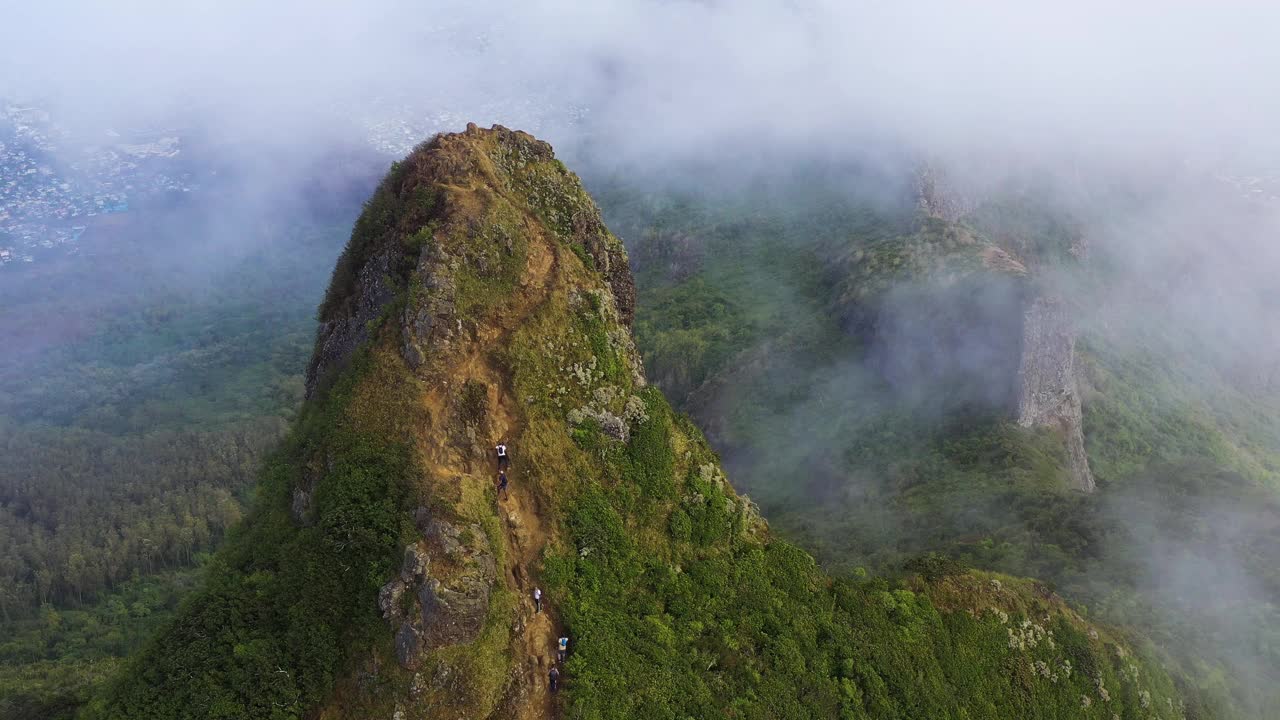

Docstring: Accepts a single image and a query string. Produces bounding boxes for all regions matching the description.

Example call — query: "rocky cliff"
[911,174,1097,492]
[1015,295,1095,491]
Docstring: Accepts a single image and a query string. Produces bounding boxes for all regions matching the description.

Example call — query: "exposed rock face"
[576,211,637,327]
[394,624,421,668]
[400,243,460,372]
[417,573,490,647]
[1016,296,1095,492]
[915,162,975,222]
[305,246,403,398]
[377,517,495,670]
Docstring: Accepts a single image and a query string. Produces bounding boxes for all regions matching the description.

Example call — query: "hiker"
[495,441,509,471]
[534,587,542,613]
[557,636,568,663]
[497,470,509,499]
[549,667,560,693]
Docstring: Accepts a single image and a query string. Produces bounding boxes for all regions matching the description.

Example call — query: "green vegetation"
[451,200,528,317]
[537,381,1181,719]
[492,187,1184,717]
[634,277,754,401]
[0,568,203,720]
[87,349,416,719]
[0,421,270,613]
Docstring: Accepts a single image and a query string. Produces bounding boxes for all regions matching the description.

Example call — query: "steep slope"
[91,126,1187,720]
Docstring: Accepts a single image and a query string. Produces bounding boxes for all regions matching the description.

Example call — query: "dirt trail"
[458,223,562,720]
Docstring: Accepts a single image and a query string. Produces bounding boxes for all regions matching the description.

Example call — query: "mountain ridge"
[92,125,1189,720]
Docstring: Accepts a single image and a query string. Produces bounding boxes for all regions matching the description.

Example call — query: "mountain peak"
[95,126,1184,720]
[306,124,634,398]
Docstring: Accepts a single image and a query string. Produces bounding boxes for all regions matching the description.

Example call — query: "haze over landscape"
[4,2,1280,719]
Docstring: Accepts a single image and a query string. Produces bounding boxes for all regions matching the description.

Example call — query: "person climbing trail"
[557,636,568,663]
[549,667,560,693]
[534,587,542,613]
[495,441,509,471]
[497,470,509,499]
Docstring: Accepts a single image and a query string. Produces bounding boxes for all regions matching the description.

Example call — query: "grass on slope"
[499,264,1183,719]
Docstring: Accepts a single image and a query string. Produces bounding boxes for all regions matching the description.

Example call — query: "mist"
[6,1,1280,717]
[5,1,1280,170]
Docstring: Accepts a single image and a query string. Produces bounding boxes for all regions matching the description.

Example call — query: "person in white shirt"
[495,442,509,471]
[534,587,542,613]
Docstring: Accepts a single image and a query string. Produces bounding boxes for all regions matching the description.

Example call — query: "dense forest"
[0,204,352,718]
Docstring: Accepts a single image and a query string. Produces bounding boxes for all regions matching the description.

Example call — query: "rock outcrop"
[915,162,976,222]
[305,245,403,398]
[378,516,495,669]
[1015,296,1095,492]
[832,210,1031,415]
[914,165,1095,492]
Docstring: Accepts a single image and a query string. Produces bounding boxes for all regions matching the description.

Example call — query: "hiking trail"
[456,215,562,719]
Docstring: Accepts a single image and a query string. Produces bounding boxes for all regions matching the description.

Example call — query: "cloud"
[5,1,1280,167]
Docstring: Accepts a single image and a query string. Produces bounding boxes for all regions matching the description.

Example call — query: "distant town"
[0,96,580,268]
[0,100,199,266]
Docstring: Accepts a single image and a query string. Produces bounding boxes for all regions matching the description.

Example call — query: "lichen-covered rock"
[395,623,421,669]
[381,517,496,670]
[400,245,459,371]
[400,543,428,583]
[418,574,490,648]
[379,578,406,621]
[424,518,465,561]
[290,468,321,526]
[575,212,636,327]
[290,486,313,525]
[915,162,976,222]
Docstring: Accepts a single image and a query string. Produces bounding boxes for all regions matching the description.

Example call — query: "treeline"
[0,419,284,618]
